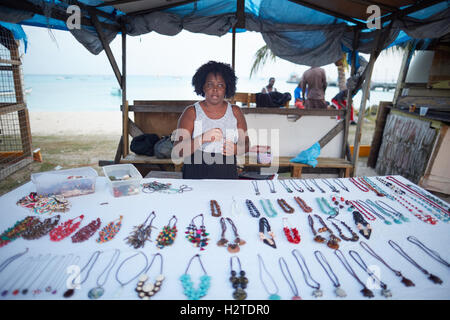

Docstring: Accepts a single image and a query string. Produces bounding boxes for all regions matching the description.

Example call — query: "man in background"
[262,77,277,94]
[301,67,327,109]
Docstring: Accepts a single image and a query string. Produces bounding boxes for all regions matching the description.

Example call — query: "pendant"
[383,220,392,225]
[360,287,374,298]
[269,293,281,300]
[88,286,105,299]
[428,274,443,285]
[263,238,276,249]
[312,289,323,298]
[63,288,75,298]
[227,243,240,253]
[381,288,393,298]
[292,295,302,300]
[334,286,347,298]
[400,276,415,287]
[393,218,402,224]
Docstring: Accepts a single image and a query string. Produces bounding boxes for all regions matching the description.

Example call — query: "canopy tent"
[0,0,449,173]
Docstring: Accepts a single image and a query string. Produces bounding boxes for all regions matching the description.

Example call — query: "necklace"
[22,215,61,240]
[349,177,369,192]
[210,200,222,217]
[251,180,260,196]
[282,217,301,244]
[0,216,36,248]
[156,215,178,249]
[359,241,415,287]
[125,212,156,248]
[136,253,164,300]
[294,196,312,213]
[34,255,66,296]
[49,215,84,242]
[230,256,248,300]
[314,250,346,297]
[389,192,438,225]
[322,179,339,193]
[49,254,76,295]
[266,180,276,193]
[300,179,315,192]
[388,240,443,285]
[406,236,450,268]
[349,250,393,298]
[361,199,401,224]
[315,214,340,249]
[278,180,293,193]
[292,249,322,298]
[352,210,372,239]
[278,257,301,300]
[115,251,149,292]
[71,218,102,243]
[349,200,377,221]
[29,255,59,295]
[259,199,278,217]
[288,179,304,193]
[245,199,261,218]
[367,199,408,223]
[64,250,102,298]
[257,254,280,300]
[277,198,295,213]
[180,254,211,300]
[1,255,36,296]
[217,217,246,253]
[88,249,121,299]
[185,214,209,251]
[334,249,374,298]
[328,217,359,242]
[406,183,450,214]
[15,254,50,296]
[358,177,386,197]
[259,217,276,248]
[0,247,29,273]
[311,179,325,193]
[333,179,349,192]
[97,215,123,243]
[316,197,337,216]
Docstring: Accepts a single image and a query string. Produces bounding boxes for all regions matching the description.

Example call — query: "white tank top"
[192,101,238,154]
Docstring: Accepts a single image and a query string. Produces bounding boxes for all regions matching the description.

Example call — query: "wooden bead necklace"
[156,215,178,249]
[96,215,123,244]
[359,241,415,287]
[245,199,261,218]
[388,239,443,285]
[217,217,246,253]
[49,215,84,242]
[185,214,209,251]
[88,249,121,299]
[229,256,248,300]
[71,218,101,243]
[135,253,165,300]
[259,199,278,217]
[288,179,304,193]
[258,217,276,249]
[257,254,281,300]
[314,250,347,298]
[307,214,340,250]
[293,196,312,213]
[282,217,301,244]
[277,198,295,213]
[64,250,102,298]
[278,257,301,300]
[125,212,156,249]
[291,249,323,298]
[327,217,359,242]
[22,215,61,240]
[210,200,222,217]
[180,254,211,300]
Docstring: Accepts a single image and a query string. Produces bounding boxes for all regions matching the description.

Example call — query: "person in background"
[262,77,277,94]
[172,61,249,179]
[294,80,307,109]
[331,89,356,124]
[301,66,328,109]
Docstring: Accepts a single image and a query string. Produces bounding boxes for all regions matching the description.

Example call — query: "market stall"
[0,169,449,300]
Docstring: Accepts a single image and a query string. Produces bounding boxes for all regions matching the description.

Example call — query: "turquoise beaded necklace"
[180,254,211,300]
[316,197,336,216]
[259,199,278,218]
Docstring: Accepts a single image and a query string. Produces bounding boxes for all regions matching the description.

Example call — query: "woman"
[172,61,249,179]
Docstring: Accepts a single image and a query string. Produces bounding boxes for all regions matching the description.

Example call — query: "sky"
[21,25,404,82]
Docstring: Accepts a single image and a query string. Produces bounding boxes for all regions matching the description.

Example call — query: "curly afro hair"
[192,61,237,98]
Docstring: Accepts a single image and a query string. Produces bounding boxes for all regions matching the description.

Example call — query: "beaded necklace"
[314,250,347,297]
[259,199,278,218]
[136,253,165,300]
[407,236,450,268]
[291,249,322,298]
[49,215,84,242]
[316,197,337,216]
[359,241,415,287]
[288,179,304,193]
[406,183,450,214]
[388,192,438,225]
[349,177,369,192]
[278,179,293,193]
[293,196,312,213]
[365,199,406,223]
[245,199,261,218]
[357,177,386,197]
[251,180,260,196]
[185,214,209,251]
[327,217,359,242]
[96,215,123,244]
[22,215,61,240]
[0,216,36,248]
[210,200,222,217]
[71,218,102,243]
[229,256,248,300]
[259,217,276,249]
[125,212,156,249]
[277,198,295,213]
[180,254,211,300]
[156,215,178,249]
[311,179,326,193]
[88,249,121,299]
[357,199,397,224]
[64,250,102,298]
[282,217,301,244]
[315,214,341,249]
[349,200,377,221]
[257,254,281,300]
[278,257,301,300]
[217,217,246,253]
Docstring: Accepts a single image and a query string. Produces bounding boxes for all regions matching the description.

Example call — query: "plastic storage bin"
[102,164,142,197]
[31,167,98,198]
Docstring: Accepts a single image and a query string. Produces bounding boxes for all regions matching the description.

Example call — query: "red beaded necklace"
[349,178,369,192]
[282,218,301,244]
[49,215,84,242]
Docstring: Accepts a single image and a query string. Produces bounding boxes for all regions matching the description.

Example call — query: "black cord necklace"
[406,236,450,268]
[114,251,149,299]
[266,180,276,193]
[278,257,301,300]
[300,179,315,192]
[311,179,326,193]
[88,249,121,299]
[278,180,293,193]
[0,247,29,273]
[334,249,374,298]
[359,240,415,287]
[288,179,304,193]
[322,179,339,193]
[291,249,322,298]
[349,250,393,298]
[251,180,260,195]
[314,250,346,297]
[333,179,349,192]
[388,240,443,285]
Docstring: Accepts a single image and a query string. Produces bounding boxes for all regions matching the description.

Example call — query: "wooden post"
[393,43,414,107]
[122,100,129,158]
[232,26,236,70]
[121,26,129,158]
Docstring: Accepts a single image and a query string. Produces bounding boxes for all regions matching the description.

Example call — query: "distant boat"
[56,76,64,80]
[287,73,301,84]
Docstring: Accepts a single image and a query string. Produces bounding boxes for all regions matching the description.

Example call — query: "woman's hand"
[223,140,237,156]
[201,128,223,144]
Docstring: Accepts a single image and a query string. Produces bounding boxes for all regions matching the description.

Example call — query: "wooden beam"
[346,0,398,12]
[122,100,129,157]
[381,0,445,24]
[95,0,147,8]
[393,42,414,107]
[114,136,124,164]
[236,0,246,29]
[128,118,144,138]
[232,27,236,71]
[128,0,198,16]
[318,120,344,149]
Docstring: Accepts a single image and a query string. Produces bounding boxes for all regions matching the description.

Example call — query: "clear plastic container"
[102,164,142,197]
[31,167,98,198]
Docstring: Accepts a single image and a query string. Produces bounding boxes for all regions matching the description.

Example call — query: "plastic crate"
[31,167,98,198]
[102,164,142,197]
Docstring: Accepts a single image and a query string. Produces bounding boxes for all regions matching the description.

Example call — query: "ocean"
[23,74,395,112]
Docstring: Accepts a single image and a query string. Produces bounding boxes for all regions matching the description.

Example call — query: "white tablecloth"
[0,175,449,300]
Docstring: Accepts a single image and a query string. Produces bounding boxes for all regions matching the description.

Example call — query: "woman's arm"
[227,105,250,156]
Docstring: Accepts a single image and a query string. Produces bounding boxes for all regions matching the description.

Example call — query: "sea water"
[23,74,394,112]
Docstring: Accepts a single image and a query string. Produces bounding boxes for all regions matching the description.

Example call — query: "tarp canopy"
[0,0,449,66]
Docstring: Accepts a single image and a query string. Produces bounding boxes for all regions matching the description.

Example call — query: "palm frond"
[250,45,277,78]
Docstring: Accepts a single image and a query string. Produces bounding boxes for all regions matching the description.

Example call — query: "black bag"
[154,136,174,159]
[256,92,291,108]
[130,133,160,156]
